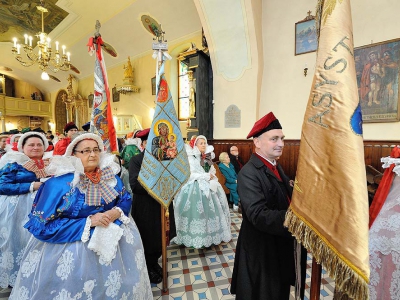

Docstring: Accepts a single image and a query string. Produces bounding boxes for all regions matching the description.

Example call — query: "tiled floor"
[151,210,334,300]
[0,209,334,300]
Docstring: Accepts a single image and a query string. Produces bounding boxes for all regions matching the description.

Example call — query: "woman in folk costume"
[172,135,231,249]
[369,146,400,300]
[7,133,23,152]
[10,133,152,300]
[120,129,142,169]
[0,132,50,288]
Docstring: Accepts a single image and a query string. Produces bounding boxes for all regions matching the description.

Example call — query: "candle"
[13,38,17,47]
[62,45,66,55]
[67,52,70,62]
[17,44,20,54]
[29,36,32,47]
[38,49,41,59]
[55,41,59,51]
[24,34,28,45]
[47,37,51,48]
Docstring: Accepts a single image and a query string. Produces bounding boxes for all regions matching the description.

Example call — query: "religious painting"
[355,38,400,122]
[112,87,120,102]
[295,17,317,55]
[0,1,68,43]
[88,93,94,108]
[151,76,156,95]
[151,120,177,161]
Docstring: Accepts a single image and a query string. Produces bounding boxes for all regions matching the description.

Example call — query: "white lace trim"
[381,156,400,175]
[125,138,141,147]
[0,152,30,169]
[112,207,130,224]
[185,143,215,160]
[81,216,92,243]
[45,153,120,189]
[87,223,123,266]
[369,175,400,299]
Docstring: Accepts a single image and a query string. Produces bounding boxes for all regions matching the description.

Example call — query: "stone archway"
[55,89,68,134]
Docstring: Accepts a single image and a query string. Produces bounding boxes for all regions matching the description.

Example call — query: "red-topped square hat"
[246,112,282,139]
[135,128,150,140]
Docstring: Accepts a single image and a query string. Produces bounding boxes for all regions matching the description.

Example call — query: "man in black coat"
[129,129,176,284]
[231,112,306,300]
[228,145,244,174]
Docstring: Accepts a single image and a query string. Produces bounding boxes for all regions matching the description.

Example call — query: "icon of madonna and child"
[151,121,178,161]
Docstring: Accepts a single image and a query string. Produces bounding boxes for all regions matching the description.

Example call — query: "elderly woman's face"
[73,139,100,172]
[196,138,207,153]
[222,154,230,164]
[23,137,44,159]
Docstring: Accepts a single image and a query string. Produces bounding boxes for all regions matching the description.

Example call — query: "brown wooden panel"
[209,139,399,179]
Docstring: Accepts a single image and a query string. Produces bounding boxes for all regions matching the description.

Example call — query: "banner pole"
[161,206,168,292]
[310,258,322,300]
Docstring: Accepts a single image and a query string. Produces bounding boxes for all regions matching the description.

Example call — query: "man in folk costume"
[231,112,306,300]
[129,128,177,284]
[53,122,78,155]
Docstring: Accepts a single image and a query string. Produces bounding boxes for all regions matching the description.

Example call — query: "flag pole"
[152,27,170,292]
[161,206,168,292]
[310,258,322,300]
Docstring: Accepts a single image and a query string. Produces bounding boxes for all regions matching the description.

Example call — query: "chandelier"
[11,2,71,81]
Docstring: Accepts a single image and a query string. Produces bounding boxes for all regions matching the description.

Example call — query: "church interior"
[0,0,399,299]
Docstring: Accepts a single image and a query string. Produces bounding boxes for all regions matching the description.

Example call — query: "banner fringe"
[284,208,369,300]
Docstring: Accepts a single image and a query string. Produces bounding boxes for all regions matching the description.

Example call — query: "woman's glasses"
[74,148,101,155]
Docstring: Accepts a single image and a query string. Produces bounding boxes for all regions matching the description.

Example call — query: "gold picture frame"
[295,12,317,56]
[151,76,156,95]
[355,38,400,122]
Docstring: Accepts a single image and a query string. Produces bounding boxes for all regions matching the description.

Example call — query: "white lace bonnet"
[17,131,49,153]
[64,132,104,157]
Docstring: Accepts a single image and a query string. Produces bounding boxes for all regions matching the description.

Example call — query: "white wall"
[262,0,400,140]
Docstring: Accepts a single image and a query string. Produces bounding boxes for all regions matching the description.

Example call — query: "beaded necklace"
[85,168,101,184]
[32,158,45,169]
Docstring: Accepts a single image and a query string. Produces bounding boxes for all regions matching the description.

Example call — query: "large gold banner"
[284,0,370,299]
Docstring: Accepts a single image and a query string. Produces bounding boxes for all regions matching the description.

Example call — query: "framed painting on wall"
[355,38,400,122]
[151,76,156,95]
[114,115,142,135]
[112,87,120,102]
[295,17,317,55]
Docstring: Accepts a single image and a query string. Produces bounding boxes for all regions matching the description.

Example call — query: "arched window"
[178,60,190,120]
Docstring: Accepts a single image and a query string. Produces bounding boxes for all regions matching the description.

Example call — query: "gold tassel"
[284,208,369,300]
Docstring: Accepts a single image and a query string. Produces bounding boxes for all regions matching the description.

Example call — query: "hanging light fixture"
[11,1,71,79]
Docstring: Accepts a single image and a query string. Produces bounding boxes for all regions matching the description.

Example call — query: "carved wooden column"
[62,93,74,124]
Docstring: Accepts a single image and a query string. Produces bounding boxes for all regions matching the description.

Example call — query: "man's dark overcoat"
[129,152,176,265]
[231,154,306,300]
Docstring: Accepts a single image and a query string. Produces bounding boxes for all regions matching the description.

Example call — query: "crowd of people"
[0,111,393,300]
[0,121,246,297]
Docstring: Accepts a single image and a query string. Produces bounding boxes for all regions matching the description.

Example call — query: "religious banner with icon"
[138,61,190,208]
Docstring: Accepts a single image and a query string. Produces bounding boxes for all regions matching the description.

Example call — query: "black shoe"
[148,266,162,284]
